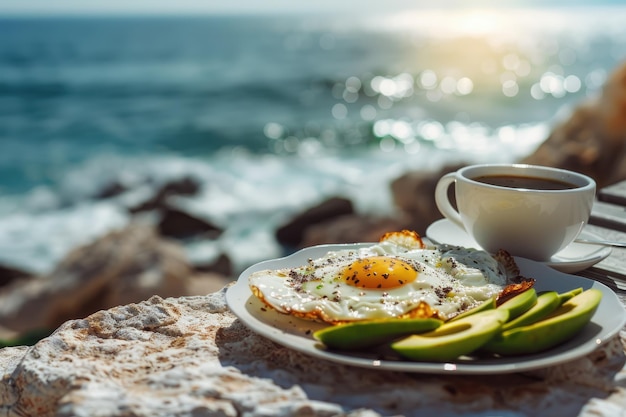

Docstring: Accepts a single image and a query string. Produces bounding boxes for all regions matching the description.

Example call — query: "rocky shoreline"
[1,62,626,344]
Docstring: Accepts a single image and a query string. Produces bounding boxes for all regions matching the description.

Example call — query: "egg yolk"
[341,256,417,289]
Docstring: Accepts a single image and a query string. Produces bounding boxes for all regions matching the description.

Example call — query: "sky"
[1,0,622,16]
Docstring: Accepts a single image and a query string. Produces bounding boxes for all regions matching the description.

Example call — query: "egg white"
[248,240,518,323]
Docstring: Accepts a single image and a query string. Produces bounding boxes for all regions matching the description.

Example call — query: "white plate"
[226,243,626,375]
[426,219,612,274]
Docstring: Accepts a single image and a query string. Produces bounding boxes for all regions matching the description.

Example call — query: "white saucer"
[426,219,612,274]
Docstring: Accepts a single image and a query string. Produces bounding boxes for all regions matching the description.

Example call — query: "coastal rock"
[522,63,626,188]
[94,180,128,200]
[129,175,201,213]
[93,175,219,241]
[0,263,32,288]
[275,196,354,247]
[157,206,223,240]
[193,253,233,277]
[0,223,230,336]
[1,288,625,417]
[275,166,462,247]
[299,214,412,247]
[390,164,464,235]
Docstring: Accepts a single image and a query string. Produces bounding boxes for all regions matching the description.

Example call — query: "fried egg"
[248,230,527,323]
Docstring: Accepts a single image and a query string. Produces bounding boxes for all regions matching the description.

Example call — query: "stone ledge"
[1,287,626,417]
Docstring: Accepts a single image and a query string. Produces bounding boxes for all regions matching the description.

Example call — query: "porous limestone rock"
[1,287,626,417]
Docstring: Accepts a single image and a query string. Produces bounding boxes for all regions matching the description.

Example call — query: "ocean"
[1,6,626,275]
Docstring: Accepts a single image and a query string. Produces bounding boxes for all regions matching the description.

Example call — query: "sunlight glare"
[386,9,511,37]
[456,10,507,37]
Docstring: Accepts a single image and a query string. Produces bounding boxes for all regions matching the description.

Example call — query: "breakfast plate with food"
[226,230,626,375]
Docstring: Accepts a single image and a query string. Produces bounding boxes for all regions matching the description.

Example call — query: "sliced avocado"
[557,287,583,304]
[482,288,602,356]
[391,309,509,362]
[501,291,561,331]
[313,317,443,350]
[497,288,537,320]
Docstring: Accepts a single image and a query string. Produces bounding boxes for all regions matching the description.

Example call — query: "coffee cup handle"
[435,173,464,229]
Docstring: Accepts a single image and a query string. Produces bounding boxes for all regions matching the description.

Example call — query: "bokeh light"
[252,6,625,159]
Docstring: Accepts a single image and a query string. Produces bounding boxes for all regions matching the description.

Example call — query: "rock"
[0,263,32,288]
[299,214,412,247]
[0,223,229,335]
[390,164,465,235]
[522,63,626,188]
[129,176,201,213]
[275,196,354,247]
[192,253,233,277]
[274,166,464,248]
[184,272,233,296]
[118,176,220,240]
[1,288,625,417]
[94,180,128,200]
[157,206,223,240]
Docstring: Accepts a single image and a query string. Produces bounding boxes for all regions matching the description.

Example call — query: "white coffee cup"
[434,163,596,261]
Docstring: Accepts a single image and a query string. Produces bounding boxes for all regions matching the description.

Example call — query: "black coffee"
[474,174,578,190]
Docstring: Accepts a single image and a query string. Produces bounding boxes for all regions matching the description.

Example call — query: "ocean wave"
[0,130,542,276]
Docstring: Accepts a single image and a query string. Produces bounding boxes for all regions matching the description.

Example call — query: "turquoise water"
[1,7,625,273]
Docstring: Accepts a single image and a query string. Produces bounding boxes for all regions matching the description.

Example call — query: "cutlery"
[574,237,626,248]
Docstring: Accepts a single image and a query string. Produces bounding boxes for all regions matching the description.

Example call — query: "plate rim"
[226,243,626,375]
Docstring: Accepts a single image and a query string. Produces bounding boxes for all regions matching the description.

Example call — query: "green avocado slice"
[557,287,583,304]
[391,309,509,361]
[313,317,443,350]
[501,290,561,331]
[497,288,537,320]
[482,288,602,356]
